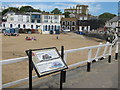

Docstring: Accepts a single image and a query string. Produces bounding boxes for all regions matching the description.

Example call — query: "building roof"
[109,16,119,22]
[4,11,30,16]
[27,12,41,15]
[65,9,77,10]
[61,18,78,21]
[42,13,63,15]
[76,5,88,7]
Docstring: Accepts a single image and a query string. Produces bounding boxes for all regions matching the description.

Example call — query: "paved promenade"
[17,55,119,89]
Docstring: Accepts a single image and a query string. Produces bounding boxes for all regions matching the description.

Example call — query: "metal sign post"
[26,50,33,90]
[60,46,66,90]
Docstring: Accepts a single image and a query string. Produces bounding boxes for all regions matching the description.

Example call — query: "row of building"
[1,4,119,34]
[1,5,93,34]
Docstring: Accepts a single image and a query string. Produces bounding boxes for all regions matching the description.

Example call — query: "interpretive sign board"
[28,47,68,77]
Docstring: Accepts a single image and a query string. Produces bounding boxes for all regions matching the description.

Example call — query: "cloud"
[9,3,32,8]
[89,4,101,14]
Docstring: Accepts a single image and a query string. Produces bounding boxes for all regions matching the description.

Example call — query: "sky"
[1,1,119,16]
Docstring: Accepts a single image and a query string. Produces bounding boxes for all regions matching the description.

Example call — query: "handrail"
[65,43,110,53]
[1,56,28,65]
[1,43,111,65]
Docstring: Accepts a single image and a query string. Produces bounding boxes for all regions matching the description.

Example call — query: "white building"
[2,11,64,34]
[2,11,31,29]
[105,16,120,36]
[40,14,64,34]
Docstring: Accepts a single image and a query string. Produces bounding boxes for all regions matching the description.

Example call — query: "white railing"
[1,40,120,88]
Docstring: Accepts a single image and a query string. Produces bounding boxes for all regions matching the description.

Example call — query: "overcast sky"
[1,1,118,16]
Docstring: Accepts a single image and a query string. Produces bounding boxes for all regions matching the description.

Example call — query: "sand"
[2,33,105,86]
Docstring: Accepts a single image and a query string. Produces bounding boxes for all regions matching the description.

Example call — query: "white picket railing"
[1,40,120,88]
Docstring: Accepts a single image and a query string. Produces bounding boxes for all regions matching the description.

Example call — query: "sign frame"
[26,47,68,78]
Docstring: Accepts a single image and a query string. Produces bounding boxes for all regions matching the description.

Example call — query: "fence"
[1,40,120,88]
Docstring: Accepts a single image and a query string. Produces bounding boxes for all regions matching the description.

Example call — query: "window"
[44,20,48,22]
[82,27,84,30]
[23,24,26,28]
[68,22,70,25]
[18,24,20,28]
[36,25,38,29]
[48,25,50,30]
[31,19,35,23]
[58,26,60,30]
[31,25,33,28]
[52,25,53,30]
[3,24,5,27]
[10,17,14,21]
[37,20,40,23]
[49,16,51,19]
[73,22,75,25]
[55,25,56,30]
[37,15,40,18]
[31,15,35,19]
[32,15,40,19]
[27,20,29,22]
[10,14,13,15]
[44,15,48,19]
[45,25,47,31]
[54,16,58,19]
[10,24,12,28]
[68,26,69,29]
[63,22,65,25]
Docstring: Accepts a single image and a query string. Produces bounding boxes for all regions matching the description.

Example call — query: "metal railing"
[1,40,120,88]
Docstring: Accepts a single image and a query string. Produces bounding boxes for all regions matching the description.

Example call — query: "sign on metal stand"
[26,46,68,90]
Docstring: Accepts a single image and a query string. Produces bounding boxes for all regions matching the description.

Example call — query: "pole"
[29,50,33,90]
[60,46,64,90]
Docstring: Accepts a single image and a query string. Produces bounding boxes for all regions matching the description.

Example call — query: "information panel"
[31,47,68,77]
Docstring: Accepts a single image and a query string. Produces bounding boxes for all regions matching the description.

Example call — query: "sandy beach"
[2,33,105,85]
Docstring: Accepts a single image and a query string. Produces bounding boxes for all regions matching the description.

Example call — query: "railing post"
[95,43,102,61]
[87,49,92,72]
[115,42,119,60]
[103,42,109,58]
[108,45,112,63]
[64,53,67,64]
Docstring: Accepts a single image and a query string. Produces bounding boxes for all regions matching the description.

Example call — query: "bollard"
[115,42,119,60]
[108,55,111,63]
[115,53,118,60]
[87,62,91,72]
